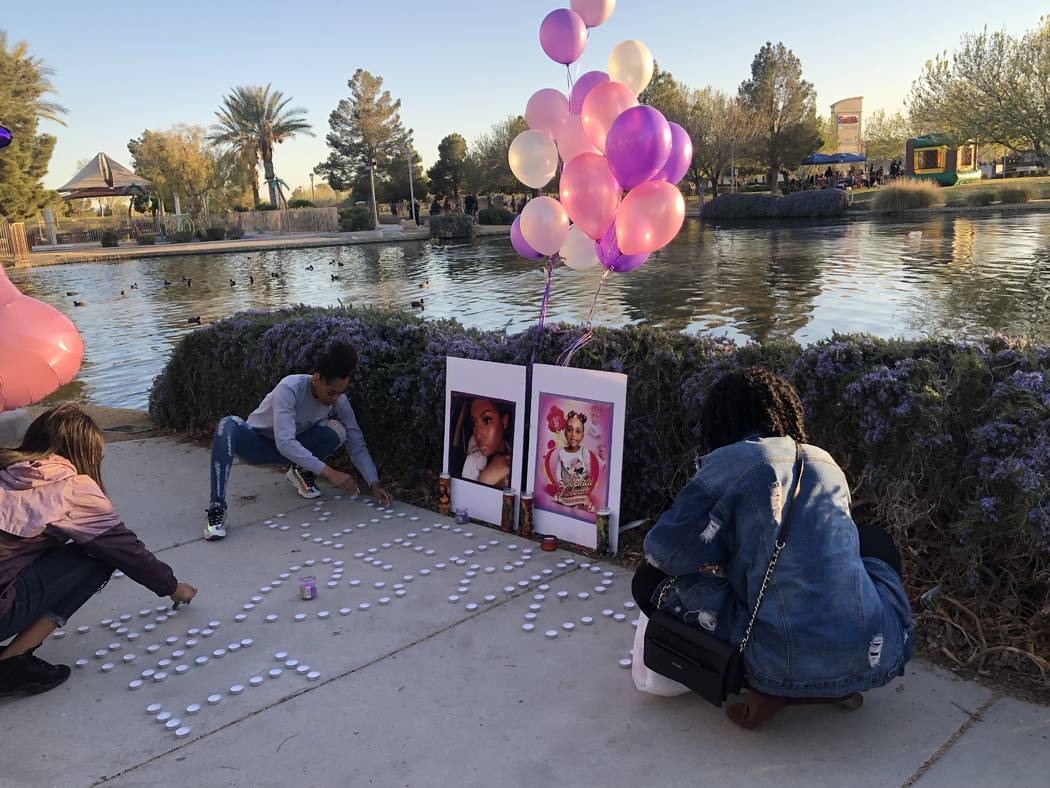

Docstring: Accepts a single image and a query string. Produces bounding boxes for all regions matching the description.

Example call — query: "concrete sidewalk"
[1,437,1046,787]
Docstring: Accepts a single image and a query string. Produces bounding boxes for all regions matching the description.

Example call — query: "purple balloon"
[604,106,672,190]
[539,9,588,65]
[597,221,649,273]
[654,122,693,184]
[0,125,11,150]
[570,70,609,115]
[511,215,544,260]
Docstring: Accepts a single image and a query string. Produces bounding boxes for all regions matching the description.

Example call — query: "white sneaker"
[204,505,228,541]
[286,465,322,499]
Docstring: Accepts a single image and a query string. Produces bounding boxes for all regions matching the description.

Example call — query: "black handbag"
[643,442,805,706]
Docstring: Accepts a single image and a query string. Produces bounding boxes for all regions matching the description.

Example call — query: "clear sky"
[6,0,1045,191]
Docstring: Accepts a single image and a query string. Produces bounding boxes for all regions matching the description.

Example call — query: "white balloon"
[509,130,559,189]
[520,196,570,257]
[559,225,600,271]
[608,40,654,96]
[570,0,615,28]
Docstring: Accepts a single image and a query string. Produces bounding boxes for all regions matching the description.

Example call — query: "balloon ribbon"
[558,267,610,366]
[529,260,555,369]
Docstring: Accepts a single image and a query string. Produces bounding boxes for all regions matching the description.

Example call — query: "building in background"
[830,97,863,155]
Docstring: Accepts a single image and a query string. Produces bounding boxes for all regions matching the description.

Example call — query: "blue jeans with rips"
[209,416,342,508]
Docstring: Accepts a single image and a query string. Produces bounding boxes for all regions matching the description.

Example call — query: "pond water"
[10,213,1050,410]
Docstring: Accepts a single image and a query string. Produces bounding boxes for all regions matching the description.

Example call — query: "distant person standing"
[412,201,421,224]
[464,194,478,218]
[430,198,441,216]
[443,197,452,214]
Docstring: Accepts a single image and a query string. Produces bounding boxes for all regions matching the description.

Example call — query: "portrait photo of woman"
[448,393,515,490]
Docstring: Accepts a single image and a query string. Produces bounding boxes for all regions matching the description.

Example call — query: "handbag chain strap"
[738,441,804,655]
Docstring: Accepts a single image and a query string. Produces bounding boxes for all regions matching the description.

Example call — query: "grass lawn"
[848,175,1050,205]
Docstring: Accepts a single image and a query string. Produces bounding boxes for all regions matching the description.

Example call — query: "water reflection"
[9,213,1050,409]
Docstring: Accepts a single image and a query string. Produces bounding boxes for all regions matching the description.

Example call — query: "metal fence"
[222,207,340,234]
[0,220,30,263]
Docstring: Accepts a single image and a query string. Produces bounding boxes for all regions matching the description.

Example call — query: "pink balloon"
[597,221,649,272]
[615,180,685,256]
[559,153,621,241]
[654,122,694,184]
[604,105,672,189]
[0,268,84,411]
[570,70,609,115]
[539,8,588,65]
[556,114,599,165]
[580,81,637,153]
[525,88,570,139]
[519,196,570,257]
[570,0,616,27]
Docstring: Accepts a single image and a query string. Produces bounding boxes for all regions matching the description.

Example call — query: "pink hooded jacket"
[0,455,176,616]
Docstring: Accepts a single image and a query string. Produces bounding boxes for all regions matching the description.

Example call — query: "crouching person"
[636,368,913,729]
[1,405,196,697]
[204,340,393,541]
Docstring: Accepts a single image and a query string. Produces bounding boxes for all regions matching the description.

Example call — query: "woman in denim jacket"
[638,368,913,729]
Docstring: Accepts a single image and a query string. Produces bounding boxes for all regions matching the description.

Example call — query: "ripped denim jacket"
[643,436,913,697]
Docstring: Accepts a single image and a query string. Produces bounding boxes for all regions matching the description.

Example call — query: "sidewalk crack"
[900,694,1001,787]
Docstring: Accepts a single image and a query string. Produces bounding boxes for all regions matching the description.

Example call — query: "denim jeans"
[0,544,114,639]
[210,416,343,507]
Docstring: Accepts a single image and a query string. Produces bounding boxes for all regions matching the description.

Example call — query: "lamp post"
[405,149,416,225]
[368,158,379,230]
[309,173,315,203]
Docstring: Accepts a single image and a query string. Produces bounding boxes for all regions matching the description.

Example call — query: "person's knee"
[320,419,346,454]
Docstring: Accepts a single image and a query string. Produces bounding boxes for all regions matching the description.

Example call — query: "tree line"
[1,18,1048,222]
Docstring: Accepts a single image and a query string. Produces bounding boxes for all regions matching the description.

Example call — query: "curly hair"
[699,367,808,452]
[565,410,588,428]
[314,341,358,381]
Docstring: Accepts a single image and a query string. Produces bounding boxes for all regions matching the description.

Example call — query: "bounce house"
[905,134,981,186]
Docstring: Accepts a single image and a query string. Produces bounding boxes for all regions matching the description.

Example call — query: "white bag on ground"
[631,611,692,696]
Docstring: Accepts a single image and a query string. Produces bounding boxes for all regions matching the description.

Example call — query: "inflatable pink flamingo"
[0,265,84,411]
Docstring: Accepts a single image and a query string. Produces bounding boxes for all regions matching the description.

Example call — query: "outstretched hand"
[371,481,393,507]
[322,466,360,496]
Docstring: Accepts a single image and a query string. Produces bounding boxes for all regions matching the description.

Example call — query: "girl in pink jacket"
[0,405,197,697]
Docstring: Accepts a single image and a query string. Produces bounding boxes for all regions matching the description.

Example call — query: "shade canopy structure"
[56,152,153,199]
[800,152,867,166]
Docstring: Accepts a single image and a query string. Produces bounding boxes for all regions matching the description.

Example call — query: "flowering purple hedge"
[150,307,1050,688]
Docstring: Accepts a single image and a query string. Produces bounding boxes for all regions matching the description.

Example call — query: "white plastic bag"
[631,611,692,696]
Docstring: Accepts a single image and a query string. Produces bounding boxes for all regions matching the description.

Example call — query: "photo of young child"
[447,392,515,490]
[535,393,613,524]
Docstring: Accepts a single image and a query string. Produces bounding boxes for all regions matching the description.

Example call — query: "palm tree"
[0,31,68,126]
[209,84,312,208]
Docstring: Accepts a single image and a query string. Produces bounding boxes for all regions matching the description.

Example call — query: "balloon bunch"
[0,267,84,411]
[0,125,12,150]
[508,1,692,362]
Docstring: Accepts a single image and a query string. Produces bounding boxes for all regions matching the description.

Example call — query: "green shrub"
[205,227,226,241]
[287,198,315,208]
[256,202,277,211]
[998,184,1034,204]
[338,206,374,231]
[869,179,941,213]
[149,311,1050,693]
[99,230,119,247]
[233,205,251,213]
[136,233,156,245]
[477,206,515,225]
[703,189,848,220]
[964,190,995,207]
[225,226,245,240]
[167,230,193,243]
[429,214,478,239]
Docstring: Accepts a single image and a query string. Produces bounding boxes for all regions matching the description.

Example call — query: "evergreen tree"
[0,32,66,221]
[314,69,417,202]
[426,133,468,201]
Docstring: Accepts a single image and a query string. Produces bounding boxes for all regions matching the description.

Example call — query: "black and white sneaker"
[204,504,228,541]
[286,465,322,499]
[0,649,71,697]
